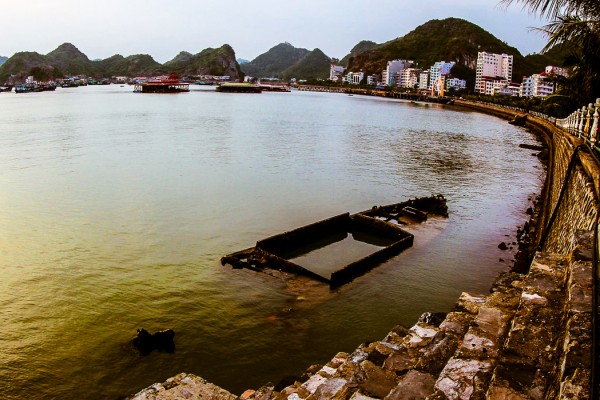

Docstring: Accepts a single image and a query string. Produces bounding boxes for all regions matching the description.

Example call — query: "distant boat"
[134,73,190,93]
[258,83,290,92]
[15,84,42,93]
[216,83,262,93]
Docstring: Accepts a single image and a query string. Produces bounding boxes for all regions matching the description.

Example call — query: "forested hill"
[347,18,564,82]
[0,43,243,83]
[240,42,311,78]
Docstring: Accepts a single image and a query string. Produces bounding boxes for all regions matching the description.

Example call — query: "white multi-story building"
[381,59,413,86]
[446,77,466,91]
[366,74,378,86]
[475,52,513,94]
[520,73,554,98]
[400,68,420,89]
[330,64,346,82]
[419,70,429,90]
[345,71,364,85]
[493,82,521,96]
[429,61,455,90]
[545,65,569,78]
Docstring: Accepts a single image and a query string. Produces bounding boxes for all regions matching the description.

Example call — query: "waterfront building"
[445,77,466,91]
[366,74,378,86]
[382,59,413,86]
[401,68,421,89]
[520,73,554,98]
[545,65,569,78]
[429,61,455,90]
[345,72,364,85]
[419,70,429,90]
[492,82,521,96]
[475,52,513,94]
[330,64,346,82]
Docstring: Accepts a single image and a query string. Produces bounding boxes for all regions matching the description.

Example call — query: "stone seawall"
[128,100,599,400]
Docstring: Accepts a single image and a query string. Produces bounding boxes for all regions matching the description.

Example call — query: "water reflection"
[0,86,544,399]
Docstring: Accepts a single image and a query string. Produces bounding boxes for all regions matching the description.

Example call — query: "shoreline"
[127,99,555,399]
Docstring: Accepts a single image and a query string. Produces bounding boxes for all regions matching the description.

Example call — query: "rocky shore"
[128,234,592,399]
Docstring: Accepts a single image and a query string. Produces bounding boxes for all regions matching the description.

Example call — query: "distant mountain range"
[0,43,243,83]
[0,56,7,66]
[0,18,566,86]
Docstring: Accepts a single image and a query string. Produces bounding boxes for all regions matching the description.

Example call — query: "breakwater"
[128,100,599,400]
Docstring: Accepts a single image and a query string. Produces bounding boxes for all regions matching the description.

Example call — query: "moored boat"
[15,84,42,93]
[133,73,190,93]
[215,83,262,93]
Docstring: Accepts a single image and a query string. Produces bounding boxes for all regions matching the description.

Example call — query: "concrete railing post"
[578,106,587,138]
[591,99,600,145]
[585,104,593,139]
[571,109,581,136]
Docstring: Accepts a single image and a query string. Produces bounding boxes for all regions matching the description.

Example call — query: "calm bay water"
[0,85,543,399]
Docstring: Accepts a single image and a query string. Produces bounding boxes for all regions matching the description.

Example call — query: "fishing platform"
[221,195,448,287]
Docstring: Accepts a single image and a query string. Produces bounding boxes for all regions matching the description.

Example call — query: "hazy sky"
[1,0,549,63]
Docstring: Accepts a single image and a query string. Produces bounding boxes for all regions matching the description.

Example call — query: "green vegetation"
[346,18,564,90]
[240,42,310,78]
[348,19,523,75]
[0,43,243,83]
[339,40,379,67]
[282,49,331,80]
[167,44,243,77]
[463,93,577,118]
[47,43,94,76]
[501,0,599,104]
[95,54,163,77]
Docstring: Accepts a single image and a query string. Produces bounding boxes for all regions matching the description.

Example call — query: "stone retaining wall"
[128,100,600,400]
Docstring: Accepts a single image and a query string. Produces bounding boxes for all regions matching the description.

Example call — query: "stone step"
[485,252,571,399]
[242,292,489,400]
[260,273,526,400]
[427,271,526,399]
[554,230,593,399]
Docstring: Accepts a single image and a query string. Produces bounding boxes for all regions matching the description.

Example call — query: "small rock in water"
[498,242,509,250]
[133,328,175,355]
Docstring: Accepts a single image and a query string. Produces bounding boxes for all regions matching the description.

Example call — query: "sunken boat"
[221,195,448,287]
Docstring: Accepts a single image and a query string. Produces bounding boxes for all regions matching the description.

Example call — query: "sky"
[0,0,549,63]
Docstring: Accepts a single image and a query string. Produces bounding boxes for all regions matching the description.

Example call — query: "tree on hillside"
[501,0,600,104]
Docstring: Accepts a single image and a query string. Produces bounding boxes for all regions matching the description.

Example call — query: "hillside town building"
[346,71,364,85]
[520,73,554,98]
[400,68,421,89]
[475,52,513,95]
[382,59,413,86]
[429,61,455,90]
[330,64,346,82]
[419,70,430,90]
